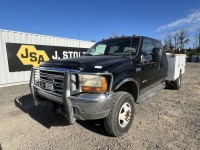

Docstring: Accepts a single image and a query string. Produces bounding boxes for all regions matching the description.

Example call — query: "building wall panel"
[0,29,95,87]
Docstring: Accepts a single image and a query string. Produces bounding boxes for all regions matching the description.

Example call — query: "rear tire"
[173,73,181,90]
[165,80,172,89]
[104,91,134,137]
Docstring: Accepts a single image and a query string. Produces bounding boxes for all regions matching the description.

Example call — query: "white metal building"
[0,29,95,87]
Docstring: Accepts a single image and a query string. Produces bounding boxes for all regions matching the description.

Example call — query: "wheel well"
[115,81,138,101]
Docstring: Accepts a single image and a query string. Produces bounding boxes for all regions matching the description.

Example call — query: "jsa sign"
[6,43,88,72]
[17,45,49,67]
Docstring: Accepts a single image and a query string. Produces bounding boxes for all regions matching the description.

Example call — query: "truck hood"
[40,56,132,72]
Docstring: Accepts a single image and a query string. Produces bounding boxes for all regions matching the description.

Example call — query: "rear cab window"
[154,40,166,57]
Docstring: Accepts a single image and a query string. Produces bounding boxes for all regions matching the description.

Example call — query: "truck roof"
[102,35,160,42]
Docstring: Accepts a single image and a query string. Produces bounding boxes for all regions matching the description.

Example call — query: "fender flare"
[114,78,139,98]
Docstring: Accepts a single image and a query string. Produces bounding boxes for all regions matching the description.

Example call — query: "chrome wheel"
[104,91,134,137]
[118,102,131,128]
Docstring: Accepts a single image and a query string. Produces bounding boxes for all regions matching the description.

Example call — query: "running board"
[136,83,165,104]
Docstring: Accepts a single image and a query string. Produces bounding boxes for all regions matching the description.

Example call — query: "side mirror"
[153,48,162,62]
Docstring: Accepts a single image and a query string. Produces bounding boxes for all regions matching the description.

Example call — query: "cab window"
[142,38,154,61]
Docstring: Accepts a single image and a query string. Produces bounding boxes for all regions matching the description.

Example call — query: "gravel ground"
[0,63,200,150]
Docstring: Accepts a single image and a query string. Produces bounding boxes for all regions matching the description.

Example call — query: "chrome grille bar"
[34,69,65,95]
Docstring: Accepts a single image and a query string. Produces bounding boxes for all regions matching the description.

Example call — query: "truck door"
[140,38,161,87]
[154,40,168,80]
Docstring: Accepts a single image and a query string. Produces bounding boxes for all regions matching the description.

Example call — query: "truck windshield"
[85,37,140,56]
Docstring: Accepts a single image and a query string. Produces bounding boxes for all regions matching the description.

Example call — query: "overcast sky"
[0,0,200,43]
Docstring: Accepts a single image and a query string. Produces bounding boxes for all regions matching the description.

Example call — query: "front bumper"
[29,67,113,124]
[36,87,113,120]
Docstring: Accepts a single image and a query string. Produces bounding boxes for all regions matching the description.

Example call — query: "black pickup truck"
[30,36,182,137]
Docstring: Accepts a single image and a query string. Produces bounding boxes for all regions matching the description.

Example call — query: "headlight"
[81,75,108,93]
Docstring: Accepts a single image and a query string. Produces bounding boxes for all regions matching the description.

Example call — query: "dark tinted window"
[154,40,163,49]
[142,38,154,54]
[154,40,166,57]
[142,38,154,61]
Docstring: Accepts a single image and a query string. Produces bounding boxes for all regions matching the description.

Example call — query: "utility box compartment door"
[166,53,186,81]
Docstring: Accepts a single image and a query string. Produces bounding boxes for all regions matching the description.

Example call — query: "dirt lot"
[0,63,200,150]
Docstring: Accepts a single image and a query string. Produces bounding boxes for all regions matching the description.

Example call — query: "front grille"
[34,69,64,95]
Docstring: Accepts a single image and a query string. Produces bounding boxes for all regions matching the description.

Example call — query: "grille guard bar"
[29,67,114,124]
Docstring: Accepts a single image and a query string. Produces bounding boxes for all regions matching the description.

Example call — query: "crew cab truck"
[30,36,186,137]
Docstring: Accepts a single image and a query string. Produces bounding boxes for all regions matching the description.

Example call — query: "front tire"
[104,91,134,137]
